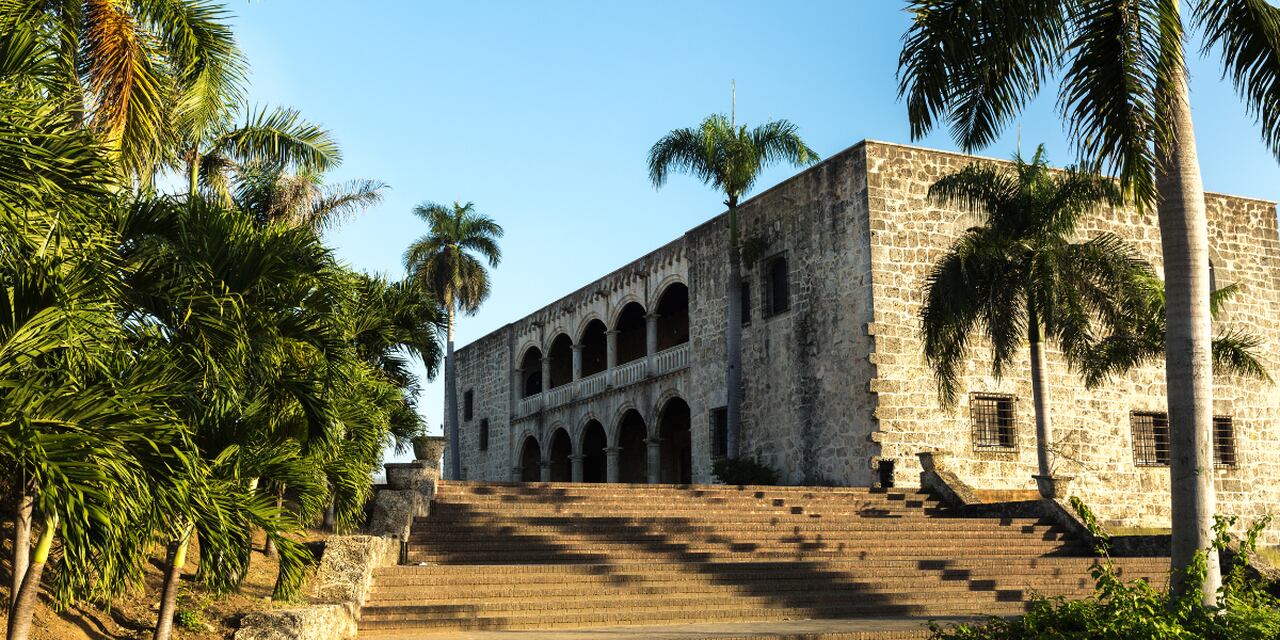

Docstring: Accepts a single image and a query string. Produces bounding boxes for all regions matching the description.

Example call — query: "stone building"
[448,140,1280,535]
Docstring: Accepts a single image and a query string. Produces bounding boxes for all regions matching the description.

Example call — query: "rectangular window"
[464,390,473,421]
[740,281,751,326]
[1214,416,1237,467]
[1131,412,1236,468]
[764,253,790,316]
[1131,412,1172,466]
[479,419,489,452]
[971,394,1016,451]
[710,407,728,459]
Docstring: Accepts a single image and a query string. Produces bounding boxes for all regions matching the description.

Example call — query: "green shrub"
[712,458,779,486]
[174,608,207,632]
[930,501,1280,640]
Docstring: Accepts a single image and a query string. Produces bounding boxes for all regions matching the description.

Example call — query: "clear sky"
[229,1,1280,463]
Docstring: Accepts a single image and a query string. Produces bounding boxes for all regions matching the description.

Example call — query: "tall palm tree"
[404,202,503,481]
[898,0,1280,602]
[6,0,247,183]
[648,111,818,459]
[921,147,1152,488]
[188,105,342,199]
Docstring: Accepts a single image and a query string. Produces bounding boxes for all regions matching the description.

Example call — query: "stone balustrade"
[513,342,690,418]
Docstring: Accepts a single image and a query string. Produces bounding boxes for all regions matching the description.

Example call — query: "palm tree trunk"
[1155,46,1221,604]
[264,486,283,558]
[153,527,192,640]
[10,475,33,611]
[724,199,743,459]
[445,302,461,480]
[322,495,336,531]
[1027,311,1054,481]
[7,513,56,640]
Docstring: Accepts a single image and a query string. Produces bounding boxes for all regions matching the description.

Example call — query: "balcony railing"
[514,342,690,418]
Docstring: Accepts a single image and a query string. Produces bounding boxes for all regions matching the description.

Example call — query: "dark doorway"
[579,319,608,377]
[581,420,607,483]
[658,397,692,484]
[655,283,689,351]
[547,334,573,389]
[519,436,542,482]
[614,302,647,365]
[616,410,648,483]
[519,347,543,397]
[548,428,572,481]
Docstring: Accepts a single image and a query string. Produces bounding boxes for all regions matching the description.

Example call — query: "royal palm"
[404,202,503,481]
[648,111,818,460]
[898,0,1280,601]
[920,147,1150,490]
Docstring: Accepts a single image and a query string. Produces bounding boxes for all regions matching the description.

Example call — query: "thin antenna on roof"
[731,79,736,128]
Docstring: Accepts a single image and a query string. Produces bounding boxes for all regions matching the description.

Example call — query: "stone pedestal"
[1034,474,1073,500]
[411,435,447,466]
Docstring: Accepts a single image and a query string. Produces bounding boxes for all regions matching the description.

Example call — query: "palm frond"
[1195,0,1280,163]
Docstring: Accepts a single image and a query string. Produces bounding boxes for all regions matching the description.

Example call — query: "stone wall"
[684,143,878,485]
[449,328,513,480]
[863,141,1280,540]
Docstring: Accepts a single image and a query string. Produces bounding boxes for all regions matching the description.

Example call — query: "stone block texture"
[450,139,1280,541]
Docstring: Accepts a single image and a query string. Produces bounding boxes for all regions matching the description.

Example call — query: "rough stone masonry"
[449,140,1280,541]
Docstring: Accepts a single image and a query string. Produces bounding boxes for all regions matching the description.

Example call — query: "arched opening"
[519,347,543,397]
[519,436,542,482]
[616,410,648,483]
[658,397,692,484]
[547,428,572,482]
[547,333,573,389]
[614,302,647,365]
[578,319,607,378]
[655,283,689,351]
[766,254,790,315]
[581,420,607,483]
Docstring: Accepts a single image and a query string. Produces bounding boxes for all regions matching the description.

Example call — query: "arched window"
[765,254,790,315]
[518,347,543,397]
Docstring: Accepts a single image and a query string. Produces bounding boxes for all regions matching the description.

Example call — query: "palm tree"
[7,0,247,183]
[648,111,818,459]
[1082,280,1271,388]
[404,202,503,481]
[187,105,342,199]
[921,147,1152,490]
[898,0,1280,601]
[233,165,387,231]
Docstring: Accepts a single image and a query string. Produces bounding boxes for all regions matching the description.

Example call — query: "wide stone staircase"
[357,482,1169,638]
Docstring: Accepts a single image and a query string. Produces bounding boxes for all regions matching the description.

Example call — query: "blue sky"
[230,1,1280,461]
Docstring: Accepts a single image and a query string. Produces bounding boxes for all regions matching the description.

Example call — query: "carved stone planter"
[411,435,447,464]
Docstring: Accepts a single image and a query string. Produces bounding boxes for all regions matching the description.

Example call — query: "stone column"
[511,466,522,482]
[572,344,584,381]
[645,313,660,376]
[512,367,524,403]
[646,437,662,484]
[541,356,552,393]
[570,454,585,483]
[605,447,621,483]
[539,460,551,483]
[605,330,619,369]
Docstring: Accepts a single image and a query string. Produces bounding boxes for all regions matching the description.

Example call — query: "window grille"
[1213,416,1237,467]
[479,419,489,452]
[1131,412,1171,466]
[464,390,474,421]
[765,254,790,315]
[971,394,1016,451]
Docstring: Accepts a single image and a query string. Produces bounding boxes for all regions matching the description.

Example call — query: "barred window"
[1131,412,1171,466]
[1131,413,1236,468]
[971,394,1016,451]
[765,254,790,315]
[1214,416,1237,467]
[464,390,474,421]
[478,419,489,452]
[741,281,752,326]
[710,407,728,459]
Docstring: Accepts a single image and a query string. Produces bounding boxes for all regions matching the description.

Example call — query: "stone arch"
[580,419,608,483]
[615,409,648,483]
[517,345,543,397]
[547,427,573,482]
[518,435,542,482]
[546,333,574,389]
[608,401,643,444]
[573,313,607,343]
[612,301,647,365]
[577,318,608,378]
[608,294,646,328]
[657,396,692,484]
[654,281,689,351]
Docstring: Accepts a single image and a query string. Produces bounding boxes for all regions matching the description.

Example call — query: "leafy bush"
[712,458,779,486]
[174,608,207,632]
[930,499,1280,640]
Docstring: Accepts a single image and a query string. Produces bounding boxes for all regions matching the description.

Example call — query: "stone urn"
[1034,474,1073,500]
[412,435,447,464]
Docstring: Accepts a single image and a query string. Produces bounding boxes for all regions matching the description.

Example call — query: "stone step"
[355,617,949,640]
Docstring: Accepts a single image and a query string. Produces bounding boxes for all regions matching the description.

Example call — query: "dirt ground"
[1,525,319,640]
